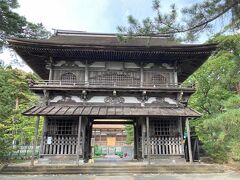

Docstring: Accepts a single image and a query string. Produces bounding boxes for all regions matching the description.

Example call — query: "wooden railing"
[144,136,184,156]
[41,136,81,155]
[29,79,195,89]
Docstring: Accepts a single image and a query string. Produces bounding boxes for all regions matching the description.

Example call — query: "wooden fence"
[41,136,81,155]
[144,136,183,156]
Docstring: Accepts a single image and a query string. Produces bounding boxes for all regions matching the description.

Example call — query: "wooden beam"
[31,116,40,166]
[186,118,193,163]
[93,121,133,125]
[76,116,82,165]
[146,116,150,165]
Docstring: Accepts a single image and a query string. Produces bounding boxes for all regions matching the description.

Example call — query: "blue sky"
[0,0,211,71]
[15,0,199,33]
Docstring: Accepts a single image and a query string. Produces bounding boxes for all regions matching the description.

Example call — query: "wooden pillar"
[85,61,89,86]
[134,122,137,159]
[140,63,144,87]
[179,117,184,155]
[89,121,93,159]
[48,57,53,81]
[76,116,82,165]
[174,71,178,85]
[31,116,40,166]
[141,119,145,159]
[82,119,86,161]
[186,118,193,163]
[146,116,150,165]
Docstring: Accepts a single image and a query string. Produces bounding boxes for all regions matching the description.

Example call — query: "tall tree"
[0,65,40,159]
[0,0,50,47]
[118,0,240,41]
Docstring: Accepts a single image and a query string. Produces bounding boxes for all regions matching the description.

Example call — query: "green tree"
[0,0,50,46]
[188,35,240,162]
[0,65,40,159]
[118,0,240,41]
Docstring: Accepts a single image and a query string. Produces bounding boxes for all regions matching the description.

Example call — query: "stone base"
[37,155,83,165]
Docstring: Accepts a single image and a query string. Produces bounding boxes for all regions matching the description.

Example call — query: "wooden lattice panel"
[144,71,171,85]
[61,72,77,83]
[89,71,140,86]
[151,119,178,137]
[47,119,78,136]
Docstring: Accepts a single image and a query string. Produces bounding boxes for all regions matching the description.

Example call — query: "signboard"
[47,137,52,144]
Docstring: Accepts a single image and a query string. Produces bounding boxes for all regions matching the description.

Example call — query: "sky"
[15,0,195,33]
[0,0,205,71]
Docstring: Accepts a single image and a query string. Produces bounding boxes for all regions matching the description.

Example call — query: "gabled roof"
[8,30,217,81]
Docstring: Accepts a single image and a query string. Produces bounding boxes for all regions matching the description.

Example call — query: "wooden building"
[8,30,217,164]
[92,124,127,147]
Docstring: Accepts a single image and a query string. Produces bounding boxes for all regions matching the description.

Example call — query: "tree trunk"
[15,96,19,109]
[236,82,240,94]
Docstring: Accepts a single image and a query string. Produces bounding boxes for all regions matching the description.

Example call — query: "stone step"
[0,164,224,175]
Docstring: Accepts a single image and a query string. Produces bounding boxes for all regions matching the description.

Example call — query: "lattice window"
[90,71,139,86]
[151,119,178,137]
[47,119,78,136]
[61,72,76,83]
[152,74,167,85]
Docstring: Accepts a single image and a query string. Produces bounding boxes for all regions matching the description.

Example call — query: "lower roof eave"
[22,105,201,118]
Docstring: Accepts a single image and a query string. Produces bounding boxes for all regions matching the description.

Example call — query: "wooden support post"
[82,119,86,161]
[49,67,53,81]
[31,116,40,166]
[84,61,89,86]
[179,117,184,155]
[186,118,193,163]
[140,63,144,87]
[141,119,145,159]
[146,116,150,165]
[48,57,53,81]
[134,122,137,159]
[76,116,82,165]
[89,122,93,159]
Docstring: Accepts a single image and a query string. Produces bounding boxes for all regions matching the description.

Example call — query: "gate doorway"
[90,119,135,162]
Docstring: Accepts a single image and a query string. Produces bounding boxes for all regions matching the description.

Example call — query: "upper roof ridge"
[53,29,172,38]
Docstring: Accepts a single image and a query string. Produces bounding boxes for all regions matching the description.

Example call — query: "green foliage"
[124,125,134,145]
[0,66,41,159]
[188,34,240,162]
[0,0,50,46]
[118,0,240,41]
[194,108,240,163]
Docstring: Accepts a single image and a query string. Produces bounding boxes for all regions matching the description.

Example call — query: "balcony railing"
[28,79,195,90]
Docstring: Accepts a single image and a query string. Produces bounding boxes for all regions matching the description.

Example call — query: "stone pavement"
[0,171,240,180]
